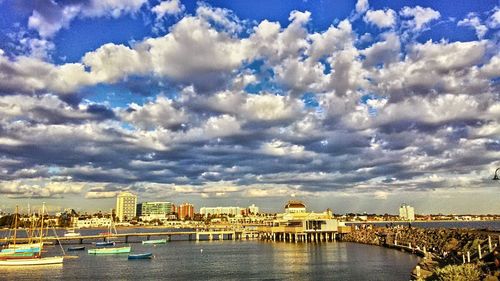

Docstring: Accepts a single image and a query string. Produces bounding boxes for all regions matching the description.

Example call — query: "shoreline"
[340,225,500,280]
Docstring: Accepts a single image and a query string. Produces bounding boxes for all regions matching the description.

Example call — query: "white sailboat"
[0,203,65,266]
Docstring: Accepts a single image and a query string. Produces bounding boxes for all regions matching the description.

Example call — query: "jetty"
[2,230,260,244]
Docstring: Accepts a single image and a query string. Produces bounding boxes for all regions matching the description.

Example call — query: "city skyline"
[0,1,499,215]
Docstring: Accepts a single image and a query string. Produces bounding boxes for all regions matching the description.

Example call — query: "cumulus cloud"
[119,95,187,130]
[458,13,488,39]
[355,0,369,14]
[151,0,184,19]
[0,3,498,212]
[487,8,500,28]
[400,6,440,31]
[0,180,84,198]
[364,9,396,29]
[27,0,148,38]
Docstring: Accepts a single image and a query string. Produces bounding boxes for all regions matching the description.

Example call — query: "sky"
[0,0,499,215]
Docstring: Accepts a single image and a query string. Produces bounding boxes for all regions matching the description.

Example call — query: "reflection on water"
[0,241,419,281]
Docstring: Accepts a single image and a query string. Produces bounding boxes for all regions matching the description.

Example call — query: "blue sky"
[0,0,498,214]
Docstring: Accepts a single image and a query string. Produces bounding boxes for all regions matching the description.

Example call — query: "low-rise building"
[73,217,112,228]
[258,200,341,241]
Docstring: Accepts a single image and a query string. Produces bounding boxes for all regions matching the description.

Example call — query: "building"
[258,200,342,242]
[399,204,415,221]
[116,192,137,222]
[137,202,173,217]
[284,200,306,214]
[177,203,194,220]
[248,204,259,214]
[200,206,242,216]
[74,217,112,228]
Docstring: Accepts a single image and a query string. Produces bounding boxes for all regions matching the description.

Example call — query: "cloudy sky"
[0,0,498,214]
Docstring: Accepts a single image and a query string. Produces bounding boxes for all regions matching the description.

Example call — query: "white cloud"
[260,139,316,159]
[0,180,84,198]
[400,6,440,31]
[487,8,500,28]
[85,191,117,199]
[361,32,400,67]
[27,0,148,38]
[119,96,188,130]
[458,13,488,39]
[364,9,396,29]
[152,0,184,20]
[355,0,369,14]
[28,5,81,38]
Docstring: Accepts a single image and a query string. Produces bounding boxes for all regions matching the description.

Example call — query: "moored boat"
[88,246,131,255]
[67,246,85,251]
[128,252,153,260]
[64,229,81,237]
[0,252,37,260]
[0,256,64,266]
[142,239,167,245]
[1,247,41,254]
[95,241,116,247]
[0,203,65,267]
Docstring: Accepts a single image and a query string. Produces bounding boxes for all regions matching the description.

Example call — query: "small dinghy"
[95,241,115,247]
[128,252,153,260]
[68,246,85,251]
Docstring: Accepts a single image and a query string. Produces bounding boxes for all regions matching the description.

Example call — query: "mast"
[13,205,18,246]
[38,202,45,256]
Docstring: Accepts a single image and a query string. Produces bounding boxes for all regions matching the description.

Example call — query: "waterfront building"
[399,204,415,221]
[258,200,342,242]
[284,200,307,214]
[200,206,243,216]
[73,217,112,228]
[137,202,173,216]
[178,203,194,220]
[116,192,137,222]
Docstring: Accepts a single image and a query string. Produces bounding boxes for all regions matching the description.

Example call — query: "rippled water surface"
[0,241,419,281]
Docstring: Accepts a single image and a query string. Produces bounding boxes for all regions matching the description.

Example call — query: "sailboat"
[0,203,65,266]
[89,214,130,255]
[95,214,117,247]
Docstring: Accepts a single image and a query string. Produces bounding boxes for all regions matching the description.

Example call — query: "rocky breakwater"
[341,225,500,280]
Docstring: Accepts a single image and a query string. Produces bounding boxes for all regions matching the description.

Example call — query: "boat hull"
[88,246,131,255]
[142,239,167,245]
[1,247,40,254]
[67,246,85,251]
[0,256,64,266]
[0,252,37,260]
[128,253,153,259]
[95,241,115,247]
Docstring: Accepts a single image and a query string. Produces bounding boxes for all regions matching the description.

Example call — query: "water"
[347,220,500,231]
[0,241,419,281]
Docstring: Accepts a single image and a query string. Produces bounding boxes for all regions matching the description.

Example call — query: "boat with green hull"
[88,246,131,255]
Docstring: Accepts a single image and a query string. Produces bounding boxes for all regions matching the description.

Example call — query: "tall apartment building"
[116,192,137,222]
[177,203,194,220]
[248,204,259,214]
[399,203,415,221]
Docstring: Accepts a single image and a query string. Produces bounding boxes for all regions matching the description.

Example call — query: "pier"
[2,229,260,244]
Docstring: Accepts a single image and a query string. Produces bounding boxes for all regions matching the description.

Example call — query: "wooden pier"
[2,230,260,244]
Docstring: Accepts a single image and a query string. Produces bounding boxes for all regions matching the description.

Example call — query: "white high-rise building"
[399,204,415,221]
[116,192,137,222]
[248,204,259,214]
